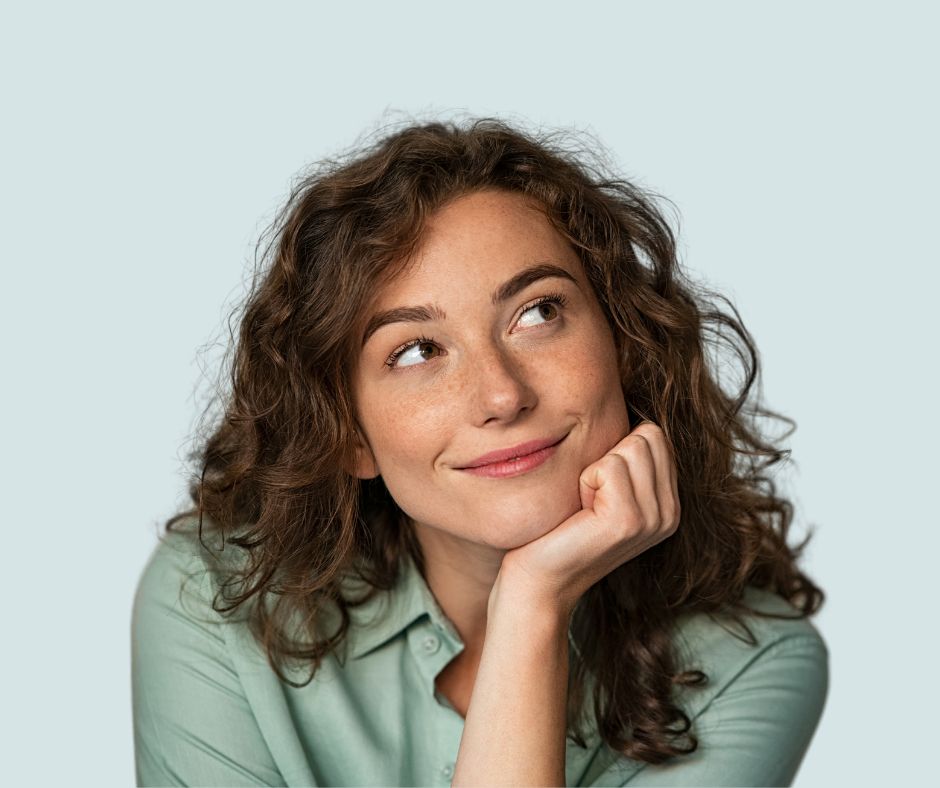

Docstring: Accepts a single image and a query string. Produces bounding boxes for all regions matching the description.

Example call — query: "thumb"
[579,464,600,512]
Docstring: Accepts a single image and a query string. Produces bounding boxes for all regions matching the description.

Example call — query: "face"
[350,188,630,550]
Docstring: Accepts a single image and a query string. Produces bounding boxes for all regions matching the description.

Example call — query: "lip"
[457,435,566,478]
[458,433,568,471]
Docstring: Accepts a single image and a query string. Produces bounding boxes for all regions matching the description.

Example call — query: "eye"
[516,292,568,329]
[385,335,441,369]
[383,291,570,371]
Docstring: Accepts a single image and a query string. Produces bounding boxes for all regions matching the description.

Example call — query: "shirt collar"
[345,550,462,661]
[341,550,582,663]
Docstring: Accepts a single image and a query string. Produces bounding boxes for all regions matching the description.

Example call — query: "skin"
[349,188,680,781]
[350,188,631,645]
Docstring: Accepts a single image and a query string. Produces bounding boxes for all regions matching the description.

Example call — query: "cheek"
[365,393,453,470]
[554,326,623,410]
[563,330,630,452]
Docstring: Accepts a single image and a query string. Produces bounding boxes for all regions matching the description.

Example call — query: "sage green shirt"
[131,521,828,787]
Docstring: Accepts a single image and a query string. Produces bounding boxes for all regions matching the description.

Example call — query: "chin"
[478,491,582,549]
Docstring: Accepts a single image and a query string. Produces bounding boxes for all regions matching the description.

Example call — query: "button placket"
[421,633,441,655]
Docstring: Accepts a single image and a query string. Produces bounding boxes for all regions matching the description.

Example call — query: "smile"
[457,433,567,479]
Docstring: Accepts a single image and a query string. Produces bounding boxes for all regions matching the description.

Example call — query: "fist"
[496,420,681,617]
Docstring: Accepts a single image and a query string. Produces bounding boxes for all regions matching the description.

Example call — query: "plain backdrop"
[2,1,936,785]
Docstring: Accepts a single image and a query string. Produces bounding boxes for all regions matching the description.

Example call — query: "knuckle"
[634,420,663,437]
[602,451,629,469]
[666,512,681,535]
[581,452,620,479]
[662,502,681,528]
[626,432,651,449]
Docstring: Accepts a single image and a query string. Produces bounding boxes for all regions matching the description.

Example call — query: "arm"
[131,534,287,787]
[452,422,680,786]
[451,574,570,787]
[584,633,829,787]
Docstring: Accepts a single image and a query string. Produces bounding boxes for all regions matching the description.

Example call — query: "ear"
[347,426,380,479]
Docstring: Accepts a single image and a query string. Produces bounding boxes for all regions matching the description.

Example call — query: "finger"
[631,421,680,530]
[607,433,661,531]
[629,421,680,532]
[576,452,645,558]
[579,452,638,521]
[646,422,678,503]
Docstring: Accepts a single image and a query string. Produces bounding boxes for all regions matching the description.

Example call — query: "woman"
[132,118,828,787]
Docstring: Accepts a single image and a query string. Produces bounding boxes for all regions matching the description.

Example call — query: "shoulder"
[132,517,249,647]
[673,584,828,663]
[670,586,829,720]
[132,519,292,785]
[587,590,829,786]
[135,519,206,610]
[137,518,210,581]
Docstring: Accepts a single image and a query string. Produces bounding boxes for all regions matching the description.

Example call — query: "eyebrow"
[360,262,580,349]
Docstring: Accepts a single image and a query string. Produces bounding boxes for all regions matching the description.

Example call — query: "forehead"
[372,189,582,305]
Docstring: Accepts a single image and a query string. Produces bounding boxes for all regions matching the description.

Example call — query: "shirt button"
[422,634,441,654]
[440,763,454,779]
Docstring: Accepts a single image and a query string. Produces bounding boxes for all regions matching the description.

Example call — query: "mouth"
[456,432,568,479]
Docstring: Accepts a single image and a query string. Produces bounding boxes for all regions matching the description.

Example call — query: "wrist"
[487,563,574,634]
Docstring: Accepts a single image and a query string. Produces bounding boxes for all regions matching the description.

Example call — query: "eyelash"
[383,291,570,369]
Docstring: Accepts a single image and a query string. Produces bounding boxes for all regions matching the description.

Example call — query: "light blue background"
[2,2,936,785]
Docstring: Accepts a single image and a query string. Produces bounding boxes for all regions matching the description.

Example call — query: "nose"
[468,344,538,425]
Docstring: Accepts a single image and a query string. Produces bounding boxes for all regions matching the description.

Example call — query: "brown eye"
[537,302,558,320]
[517,293,568,329]
[386,336,442,369]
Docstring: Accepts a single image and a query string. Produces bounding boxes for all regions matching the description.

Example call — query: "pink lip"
[456,433,568,478]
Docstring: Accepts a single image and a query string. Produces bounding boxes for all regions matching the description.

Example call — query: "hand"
[493,420,681,618]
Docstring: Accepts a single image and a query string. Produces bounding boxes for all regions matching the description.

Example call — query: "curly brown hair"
[166,116,824,765]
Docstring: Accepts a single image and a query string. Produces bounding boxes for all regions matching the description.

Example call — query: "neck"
[410,518,507,655]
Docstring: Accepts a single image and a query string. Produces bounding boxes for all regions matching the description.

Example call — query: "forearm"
[451,581,571,787]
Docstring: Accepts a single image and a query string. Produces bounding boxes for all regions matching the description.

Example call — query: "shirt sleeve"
[585,633,829,787]
[131,534,287,787]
